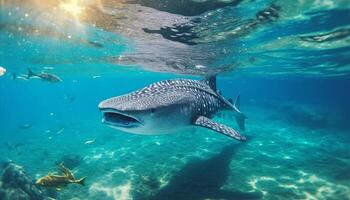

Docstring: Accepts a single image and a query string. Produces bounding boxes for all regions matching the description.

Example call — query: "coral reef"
[0,162,51,200]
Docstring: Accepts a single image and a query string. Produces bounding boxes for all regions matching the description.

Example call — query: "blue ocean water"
[1,1,350,200]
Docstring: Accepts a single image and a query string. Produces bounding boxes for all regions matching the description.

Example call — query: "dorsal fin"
[204,75,217,91]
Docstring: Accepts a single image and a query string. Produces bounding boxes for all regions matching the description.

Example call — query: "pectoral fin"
[194,116,246,141]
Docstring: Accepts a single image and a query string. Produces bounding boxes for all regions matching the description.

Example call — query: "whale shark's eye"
[151,108,156,113]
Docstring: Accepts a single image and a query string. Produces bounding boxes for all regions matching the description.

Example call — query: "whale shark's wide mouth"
[100,109,141,128]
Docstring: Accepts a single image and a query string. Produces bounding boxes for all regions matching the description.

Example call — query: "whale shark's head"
[98,89,191,134]
[98,96,146,131]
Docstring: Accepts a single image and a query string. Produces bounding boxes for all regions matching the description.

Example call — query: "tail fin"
[75,177,86,186]
[233,94,247,131]
[27,68,36,78]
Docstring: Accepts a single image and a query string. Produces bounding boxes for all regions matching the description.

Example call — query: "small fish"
[56,128,65,135]
[36,164,86,190]
[43,66,54,70]
[0,66,6,76]
[36,174,85,190]
[27,68,62,83]
[88,41,104,48]
[18,123,32,129]
[84,138,96,145]
[300,28,350,43]
[12,73,28,80]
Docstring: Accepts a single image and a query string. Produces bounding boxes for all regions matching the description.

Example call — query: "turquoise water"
[1,1,350,200]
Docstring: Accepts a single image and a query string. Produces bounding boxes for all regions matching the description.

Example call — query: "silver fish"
[27,68,62,83]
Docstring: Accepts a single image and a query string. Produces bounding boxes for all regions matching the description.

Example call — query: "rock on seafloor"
[0,162,52,200]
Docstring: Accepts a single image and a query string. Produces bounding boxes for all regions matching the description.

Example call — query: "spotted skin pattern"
[101,79,229,116]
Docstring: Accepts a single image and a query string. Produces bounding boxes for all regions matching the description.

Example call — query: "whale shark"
[98,76,247,141]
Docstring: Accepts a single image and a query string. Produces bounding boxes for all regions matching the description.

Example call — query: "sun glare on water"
[60,0,85,19]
